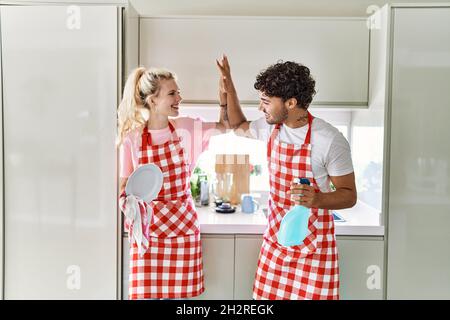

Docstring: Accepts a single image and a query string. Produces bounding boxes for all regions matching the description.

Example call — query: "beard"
[265,106,288,125]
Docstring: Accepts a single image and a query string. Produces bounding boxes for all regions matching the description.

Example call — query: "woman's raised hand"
[216,54,232,93]
[216,54,231,75]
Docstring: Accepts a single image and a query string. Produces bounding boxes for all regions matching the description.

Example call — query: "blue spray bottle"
[277,178,311,247]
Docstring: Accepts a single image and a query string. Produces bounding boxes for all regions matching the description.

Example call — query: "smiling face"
[258,92,288,124]
[149,79,182,117]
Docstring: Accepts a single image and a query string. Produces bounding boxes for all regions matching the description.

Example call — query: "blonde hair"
[116,67,177,145]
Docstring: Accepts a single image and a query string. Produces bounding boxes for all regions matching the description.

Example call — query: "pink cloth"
[119,117,216,178]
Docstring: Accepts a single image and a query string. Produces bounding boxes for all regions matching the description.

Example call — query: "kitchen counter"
[197,200,384,236]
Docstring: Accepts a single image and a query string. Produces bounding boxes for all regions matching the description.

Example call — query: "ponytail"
[116,67,176,146]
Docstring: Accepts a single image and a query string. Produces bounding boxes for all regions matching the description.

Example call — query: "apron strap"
[168,121,180,141]
[267,124,281,159]
[141,120,179,147]
[154,193,189,202]
[141,126,151,147]
[304,111,314,145]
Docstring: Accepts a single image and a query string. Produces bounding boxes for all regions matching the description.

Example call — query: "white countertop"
[197,200,385,236]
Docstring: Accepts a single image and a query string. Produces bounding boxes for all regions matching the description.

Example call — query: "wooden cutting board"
[215,154,250,205]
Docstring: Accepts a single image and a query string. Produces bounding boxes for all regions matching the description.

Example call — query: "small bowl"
[220,202,232,209]
[215,205,236,214]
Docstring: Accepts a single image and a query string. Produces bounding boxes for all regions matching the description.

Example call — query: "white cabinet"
[122,237,129,300]
[337,237,384,300]
[1,5,120,299]
[0,19,3,300]
[194,235,235,300]
[139,17,369,106]
[234,235,263,299]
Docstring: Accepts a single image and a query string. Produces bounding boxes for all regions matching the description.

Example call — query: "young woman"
[117,67,229,299]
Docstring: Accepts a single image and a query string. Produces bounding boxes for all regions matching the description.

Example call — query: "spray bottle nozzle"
[293,177,310,186]
[300,178,310,185]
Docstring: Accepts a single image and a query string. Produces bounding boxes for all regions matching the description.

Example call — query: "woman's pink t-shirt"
[119,117,216,178]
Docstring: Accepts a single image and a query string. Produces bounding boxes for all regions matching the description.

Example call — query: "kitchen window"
[179,106,352,194]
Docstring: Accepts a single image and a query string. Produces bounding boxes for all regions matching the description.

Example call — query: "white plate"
[125,163,163,202]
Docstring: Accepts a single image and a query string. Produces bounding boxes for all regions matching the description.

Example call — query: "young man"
[216,56,357,300]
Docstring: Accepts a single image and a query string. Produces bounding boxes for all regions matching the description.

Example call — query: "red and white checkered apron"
[253,112,339,300]
[128,122,204,299]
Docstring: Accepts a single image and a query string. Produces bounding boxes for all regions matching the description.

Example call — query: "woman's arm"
[118,137,133,196]
[119,177,128,195]
[216,55,247,129]
[213,70,230,133]
[204,70,230,134]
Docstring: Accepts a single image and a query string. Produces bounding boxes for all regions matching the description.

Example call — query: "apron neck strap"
[142,120,178,146]
[168,121,176,133]
[304,111,313,145]
[267,111,314,158]
[267,124,281,159]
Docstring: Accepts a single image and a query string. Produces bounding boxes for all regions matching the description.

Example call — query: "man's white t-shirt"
[249,116,354,193]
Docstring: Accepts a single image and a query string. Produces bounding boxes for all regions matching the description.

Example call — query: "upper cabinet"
[139,17,370,107]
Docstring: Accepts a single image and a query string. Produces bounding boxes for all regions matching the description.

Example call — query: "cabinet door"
[234,235,263,299]
[337,237,384,299]
[122,237,130,300]
[140,17,369,106]
[193,235,235,300]
[1,5,119,299]
[387,7,450,299]
[0,17,3,299]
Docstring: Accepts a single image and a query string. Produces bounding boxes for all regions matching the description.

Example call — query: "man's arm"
[233,121,255,138]
[213,109,253,138]
[288,172,357,210]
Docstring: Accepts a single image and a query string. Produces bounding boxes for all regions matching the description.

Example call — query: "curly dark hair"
[254,61,316,108]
